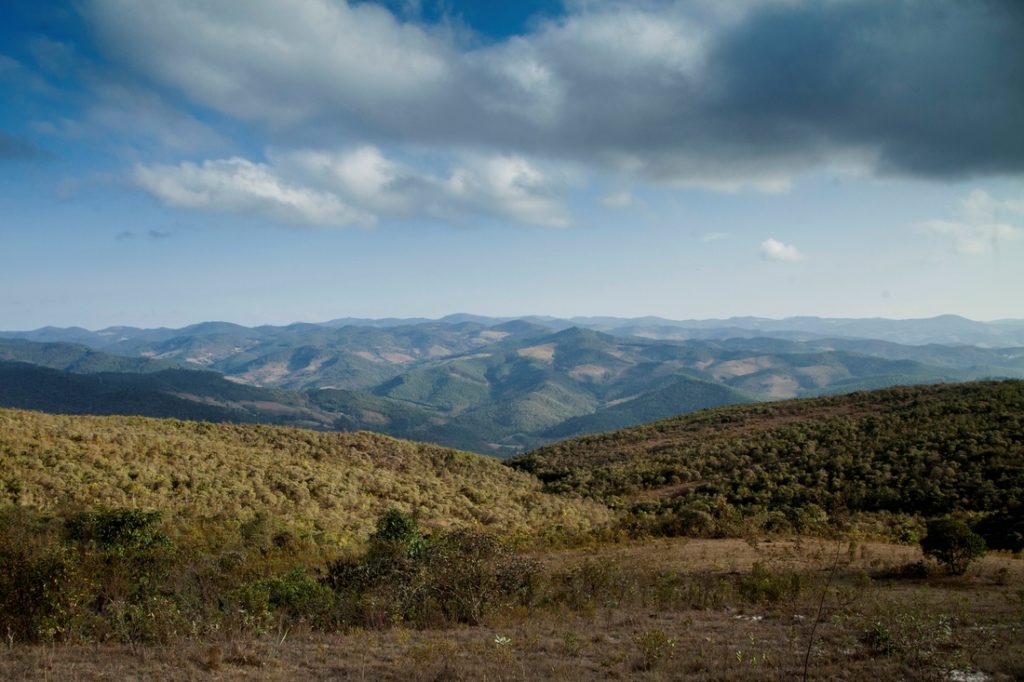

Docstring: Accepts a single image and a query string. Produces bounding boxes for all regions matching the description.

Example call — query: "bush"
[234,568,336,629]
[736,562,803,605]
[633,628,677,670]
[973,507,1024,552]
[0,542,79,641]
[324,511,538,628]
[920,517,987,575]
[64,509,167,554]
[417,529,538,625]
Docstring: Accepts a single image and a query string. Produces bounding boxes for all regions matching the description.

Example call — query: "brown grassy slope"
[0,408,610,543]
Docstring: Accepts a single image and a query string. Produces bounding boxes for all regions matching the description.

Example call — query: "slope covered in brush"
[510,381,1024,521]
[0,409,609,543]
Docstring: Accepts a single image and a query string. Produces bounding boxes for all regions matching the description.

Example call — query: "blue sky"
[1,0,1022,330]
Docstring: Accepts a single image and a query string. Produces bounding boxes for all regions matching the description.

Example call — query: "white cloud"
[135,149,572,229]
[760,238,804,262]
[601,191,634,209]
[279,146,416,215]
[134,157,373,228]
[917,190,1024,255]
[445,155,572,228]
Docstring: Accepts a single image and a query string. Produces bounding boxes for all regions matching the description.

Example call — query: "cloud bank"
[75,0,1024,228]
[87,0,1024,185]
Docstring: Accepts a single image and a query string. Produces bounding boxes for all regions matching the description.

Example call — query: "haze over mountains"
[2,314,1022,454]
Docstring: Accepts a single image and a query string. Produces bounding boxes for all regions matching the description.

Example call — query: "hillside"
[1,322,1021,455]
[0,408,609,542]
[511,380,1024,533]
[0,361,337,430]
[0,338,177,373]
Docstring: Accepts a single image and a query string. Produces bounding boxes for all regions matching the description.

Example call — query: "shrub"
[0,542,79,642]
[920,517,986,575]
[633,628,677,670]
[417,529,538,625]
[873,560,931,581]
[64,509,167,554]
[973,507,1024,552]
[244,568,336,628]
[736,562,802,605]
[324,511,539,628]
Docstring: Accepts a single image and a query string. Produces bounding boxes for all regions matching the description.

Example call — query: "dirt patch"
[427,345,452,358]
[517,343,556,362]
[794,364,849,387]
[381,352,416,364]
[237,362,291,385]
[710,356,776,380]
[569,364,611,381]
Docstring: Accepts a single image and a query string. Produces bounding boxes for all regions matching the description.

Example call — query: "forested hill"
[510,381,1024,526]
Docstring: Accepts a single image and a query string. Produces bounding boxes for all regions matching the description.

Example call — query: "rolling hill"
[510,380,1024,534]
[0,361,338,429]
[0,408,609,542]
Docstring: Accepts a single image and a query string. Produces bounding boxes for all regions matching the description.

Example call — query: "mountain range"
[2,315,1022,454]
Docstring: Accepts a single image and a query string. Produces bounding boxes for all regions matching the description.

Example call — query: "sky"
[1,0,1022,330]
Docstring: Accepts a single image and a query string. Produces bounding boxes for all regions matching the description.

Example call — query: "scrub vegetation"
[1,380,1022,679]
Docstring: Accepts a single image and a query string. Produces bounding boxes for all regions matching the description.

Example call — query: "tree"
[920,517,986,575]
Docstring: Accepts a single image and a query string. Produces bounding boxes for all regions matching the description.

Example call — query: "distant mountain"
[7,314,1024,350]
[586,314,1024,347]
[2,316,1022,455]
[0,361,335,429]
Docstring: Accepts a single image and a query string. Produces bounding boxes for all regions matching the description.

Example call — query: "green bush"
[238,568,336,628]
[920,517,987,575]
[736,562,803,605]
[64,509,167,554]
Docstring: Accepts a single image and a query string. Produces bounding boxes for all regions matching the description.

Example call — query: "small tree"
[920,517,986,575]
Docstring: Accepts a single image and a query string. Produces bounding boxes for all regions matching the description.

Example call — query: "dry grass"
[0,408,610,544]
[3,538,1021,681]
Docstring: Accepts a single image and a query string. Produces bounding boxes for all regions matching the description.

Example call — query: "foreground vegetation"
[1,518,1021,680]
[1,381,1023,678]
